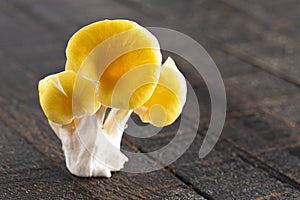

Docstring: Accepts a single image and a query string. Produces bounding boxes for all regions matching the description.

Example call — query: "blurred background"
[0,0,299,199]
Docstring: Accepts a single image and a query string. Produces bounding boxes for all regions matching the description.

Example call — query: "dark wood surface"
[0,0,299,199]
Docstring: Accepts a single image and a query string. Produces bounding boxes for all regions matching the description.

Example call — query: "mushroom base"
[49,108,132,177]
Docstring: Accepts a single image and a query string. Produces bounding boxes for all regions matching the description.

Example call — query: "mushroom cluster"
[38,19,187,177]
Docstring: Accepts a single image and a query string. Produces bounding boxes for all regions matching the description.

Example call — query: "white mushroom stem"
[49,107,132,177]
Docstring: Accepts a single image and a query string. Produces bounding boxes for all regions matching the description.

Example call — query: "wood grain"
[0,0,299,199]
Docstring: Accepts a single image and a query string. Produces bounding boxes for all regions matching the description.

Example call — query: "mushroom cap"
[65,19,162,109]
[38,71,76,124]
[134,57,187,127]
[38,71,100,125]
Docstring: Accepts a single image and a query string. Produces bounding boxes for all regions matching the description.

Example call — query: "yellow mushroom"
[38,71,100,125]
[134,57,187,127]
[39,70,130,177]
[38,19,187,178]
[66,19,162,109]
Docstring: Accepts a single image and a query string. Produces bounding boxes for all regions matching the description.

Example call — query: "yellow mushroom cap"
[134,57,187,127]
[38,71,100,125]
[65,19,162,109]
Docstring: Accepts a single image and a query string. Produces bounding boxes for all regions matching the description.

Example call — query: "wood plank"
[199,0,300,86]
[224,70,300,127]
[224,103,300,185]
[260,94,300,127]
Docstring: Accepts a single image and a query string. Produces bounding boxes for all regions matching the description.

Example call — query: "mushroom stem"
[103,109,133,148]
[48,108,132,177]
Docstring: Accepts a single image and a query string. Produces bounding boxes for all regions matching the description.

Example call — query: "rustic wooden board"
[0,0,299,199]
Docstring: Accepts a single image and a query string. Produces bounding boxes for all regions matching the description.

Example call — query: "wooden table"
[0,0,299,199]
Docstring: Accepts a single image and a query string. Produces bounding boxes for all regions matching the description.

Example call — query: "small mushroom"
[134,57,187,127]
[38,19,187,177]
